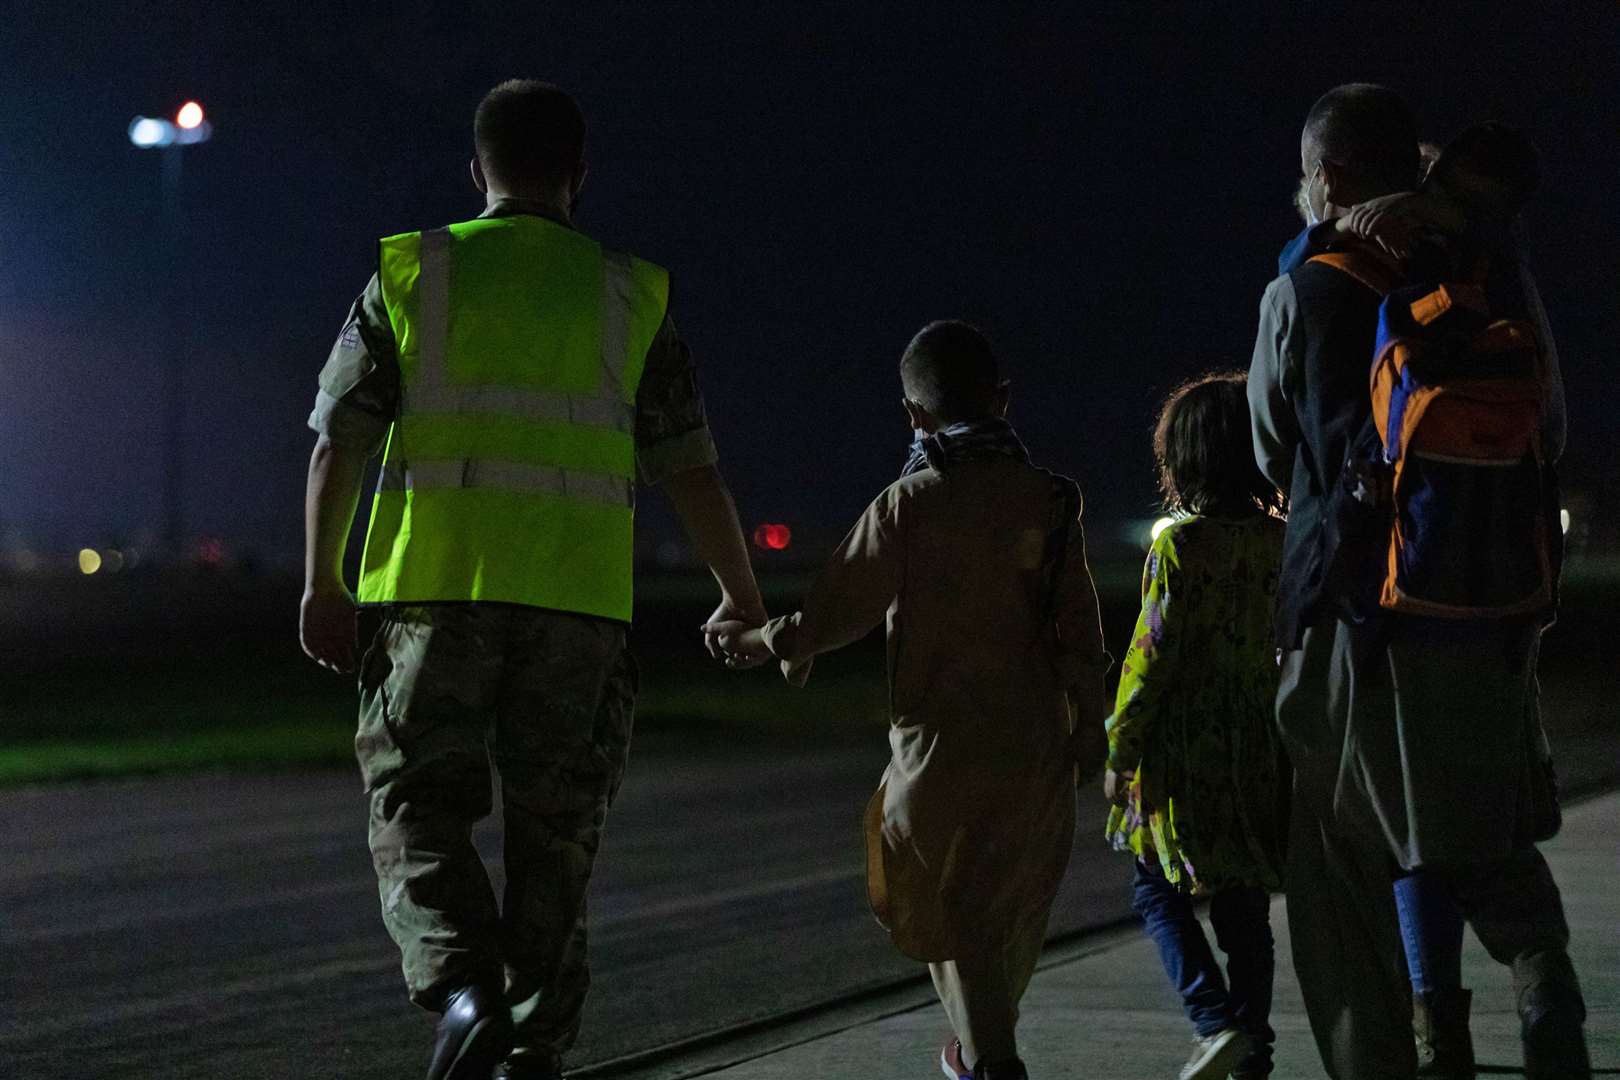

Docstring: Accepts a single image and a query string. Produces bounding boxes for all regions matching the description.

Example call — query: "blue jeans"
[1132,860,1275,1074]
[1393,870,1465,996]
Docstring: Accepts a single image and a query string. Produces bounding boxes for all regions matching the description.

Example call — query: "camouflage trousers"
[356,603,635,1067]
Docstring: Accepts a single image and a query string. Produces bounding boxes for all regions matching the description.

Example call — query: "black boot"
[427,983,514,1080]
[1514,950,1592,1080]
[1414,988,1476,1078]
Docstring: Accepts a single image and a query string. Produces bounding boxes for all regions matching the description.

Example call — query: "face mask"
[1303,164,1325,227]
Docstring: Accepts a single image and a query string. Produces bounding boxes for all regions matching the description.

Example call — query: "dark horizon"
[3,2,1616,561]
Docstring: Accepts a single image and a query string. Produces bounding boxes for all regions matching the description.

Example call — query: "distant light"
[128,116,174,148]
[176,101,204,129]
[196,537,226,566]
[103,549,126,573]
[1150,516,1176,543]
[1559,508,1571,536]
[175,119,212,145]
[78,548,103,575]
[752,523,792,551]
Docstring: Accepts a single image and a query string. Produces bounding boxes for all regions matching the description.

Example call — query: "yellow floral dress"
[1104,513,1288,894]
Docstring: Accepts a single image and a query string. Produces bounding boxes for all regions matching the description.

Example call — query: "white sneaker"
[1177,1028,1248,1080]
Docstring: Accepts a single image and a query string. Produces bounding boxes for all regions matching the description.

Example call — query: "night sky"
[3,3,1616,562]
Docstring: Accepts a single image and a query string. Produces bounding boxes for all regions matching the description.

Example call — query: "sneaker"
[941,1038,972,1080]
[1179,1028,1248,1080]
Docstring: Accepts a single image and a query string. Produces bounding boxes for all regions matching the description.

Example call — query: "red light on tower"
[752,523,792,551]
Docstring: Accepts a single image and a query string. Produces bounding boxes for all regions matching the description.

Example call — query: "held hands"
[700,617,773,670]
[300,583,358,674]
[702,594,772,670]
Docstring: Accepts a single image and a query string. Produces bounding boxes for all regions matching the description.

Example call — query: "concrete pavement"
[0,741,1137,1080]
[633,789,1618,1079]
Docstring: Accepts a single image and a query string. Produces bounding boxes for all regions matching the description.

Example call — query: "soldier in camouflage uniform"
[301,81,766,1080]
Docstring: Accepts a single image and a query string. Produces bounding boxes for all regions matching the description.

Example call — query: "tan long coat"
[761,458,1109,961]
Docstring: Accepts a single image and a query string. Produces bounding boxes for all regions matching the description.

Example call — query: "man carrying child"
[1248,83,1591,1079]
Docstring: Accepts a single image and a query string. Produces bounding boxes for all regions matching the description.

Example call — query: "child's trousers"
[928,902,1051,1068]
[1132,859,1276,1075]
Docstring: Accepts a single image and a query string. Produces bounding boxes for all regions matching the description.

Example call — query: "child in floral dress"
[1103,372,1288,1080]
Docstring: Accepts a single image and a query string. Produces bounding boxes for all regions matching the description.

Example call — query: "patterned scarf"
[901,417,1030,478]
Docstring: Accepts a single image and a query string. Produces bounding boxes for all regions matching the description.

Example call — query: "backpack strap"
[1308,249,1401,297]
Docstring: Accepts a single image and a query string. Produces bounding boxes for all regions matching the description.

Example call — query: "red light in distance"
[752,523,792,551]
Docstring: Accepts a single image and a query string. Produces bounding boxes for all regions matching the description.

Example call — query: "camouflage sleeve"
[634,308,719,485]
[307,273,399,455]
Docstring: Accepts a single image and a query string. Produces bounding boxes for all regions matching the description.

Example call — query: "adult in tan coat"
[710,321,1109,1080]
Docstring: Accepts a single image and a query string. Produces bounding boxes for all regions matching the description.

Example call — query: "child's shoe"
[1178,1028,1248,1080]
[941,1038,972,1080]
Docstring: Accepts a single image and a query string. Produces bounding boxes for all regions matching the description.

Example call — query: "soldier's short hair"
[900,321,1001,423]
[474,80,586,186]
[1303,83,1420,191]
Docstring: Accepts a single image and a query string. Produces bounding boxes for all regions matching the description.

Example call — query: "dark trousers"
[1132,859,1276,1074]
[357,604,636,1068]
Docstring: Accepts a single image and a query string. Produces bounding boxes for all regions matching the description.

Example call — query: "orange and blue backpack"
[1314,249,1560,624]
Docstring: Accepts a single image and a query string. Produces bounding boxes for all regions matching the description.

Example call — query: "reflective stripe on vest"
[357,216,668,620]
[377,459,633,508]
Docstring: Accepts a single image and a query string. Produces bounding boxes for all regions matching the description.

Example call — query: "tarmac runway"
[3,658,1614,1080]
[0,734,1132,1080]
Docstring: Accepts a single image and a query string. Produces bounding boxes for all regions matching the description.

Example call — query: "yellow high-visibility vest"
[357,214,668,621]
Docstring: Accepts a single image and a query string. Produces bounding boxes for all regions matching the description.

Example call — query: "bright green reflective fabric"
[359,485,634,620]
[398,416,633,477]
[441,217,603,394]
[359,215,668,621]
